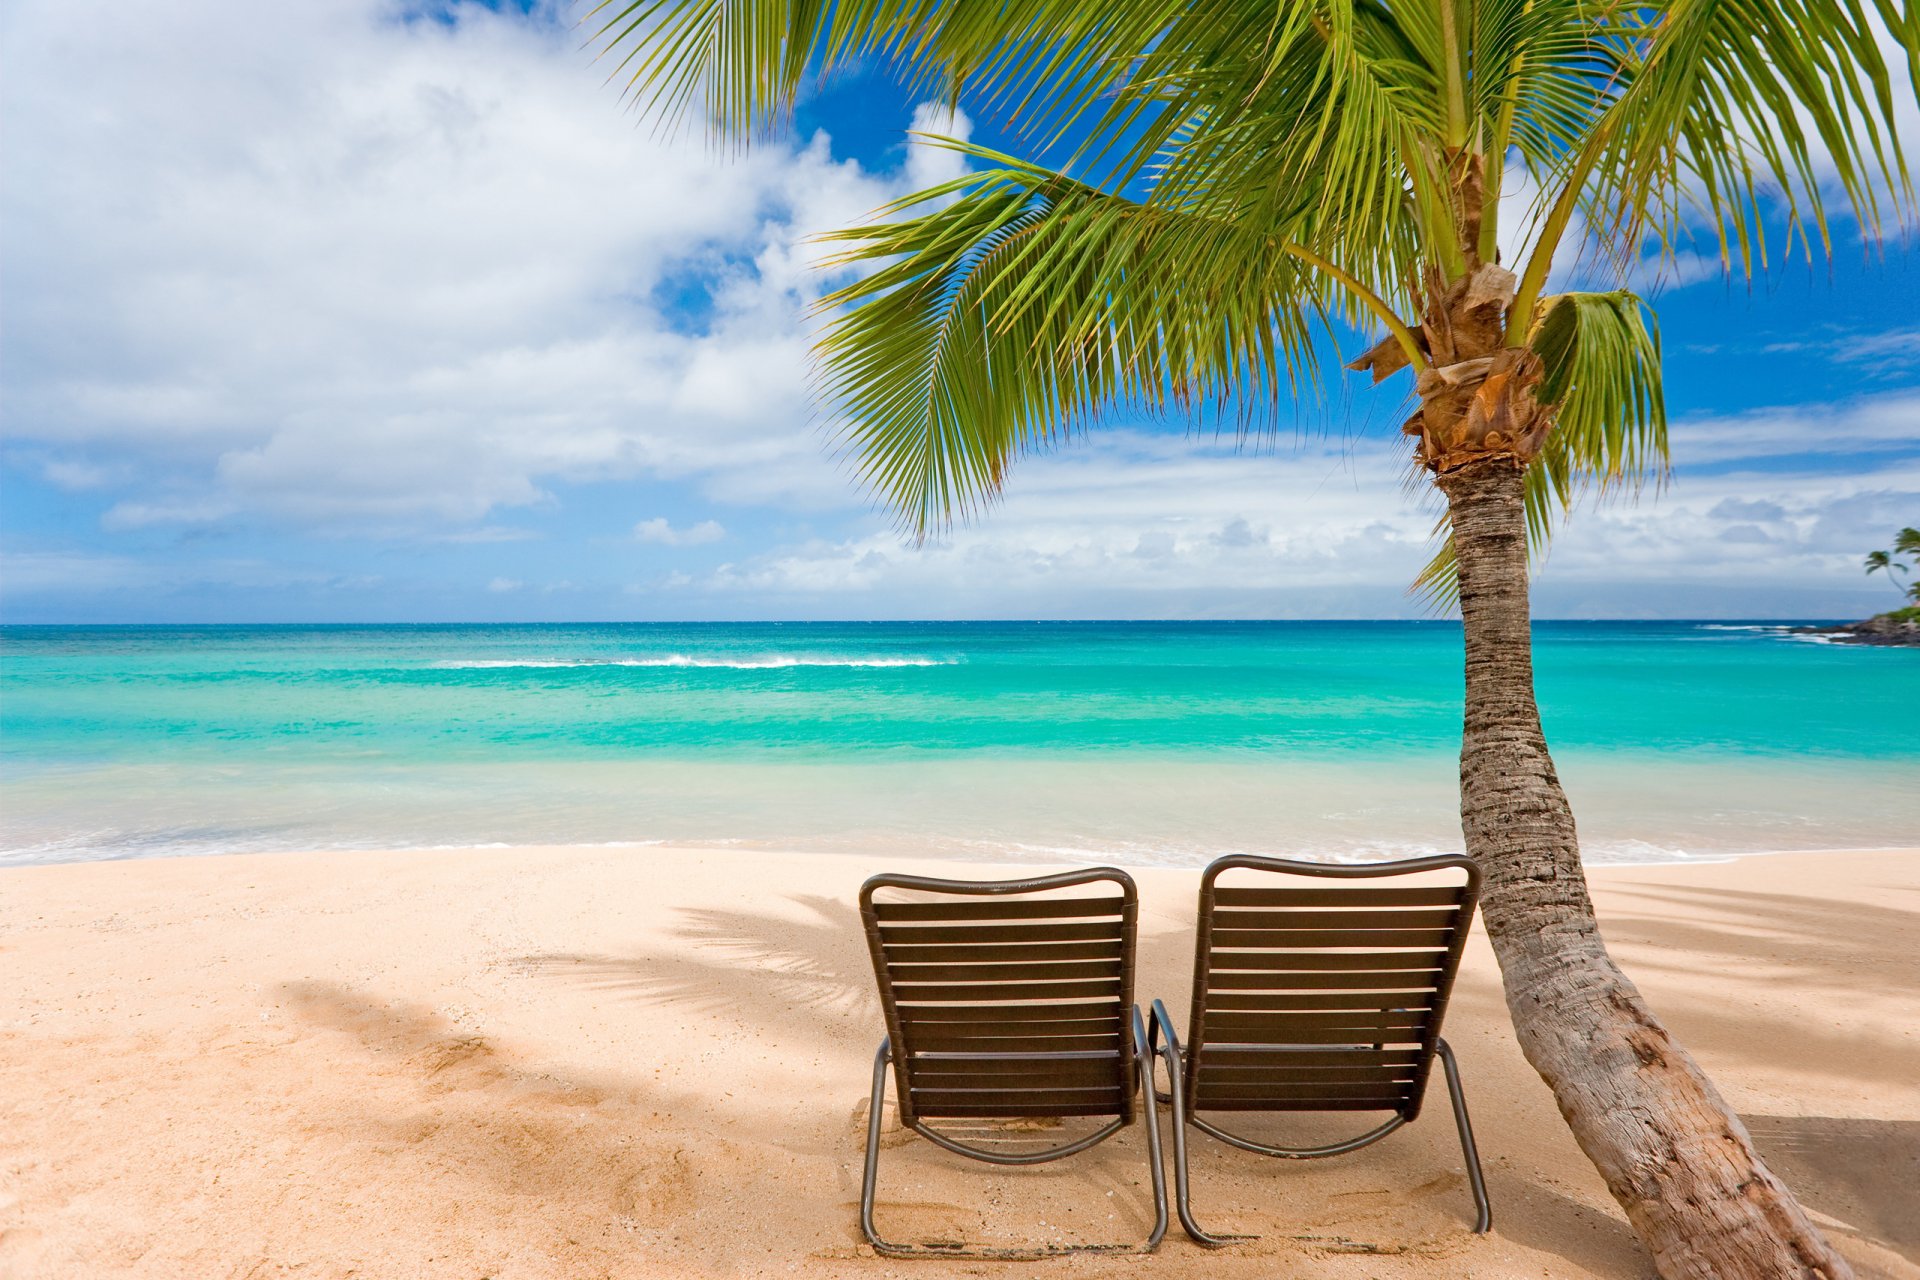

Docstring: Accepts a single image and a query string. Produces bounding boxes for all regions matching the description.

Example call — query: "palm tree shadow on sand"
[513,894,881,1045]
[1595,881,1920,1093]
[1743,1116,1920,1264]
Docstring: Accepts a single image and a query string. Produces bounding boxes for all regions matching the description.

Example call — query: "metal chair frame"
[857,867,1168,1259]
[1148,854,1493,1246]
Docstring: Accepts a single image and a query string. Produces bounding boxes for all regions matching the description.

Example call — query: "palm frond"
[813,146,1334,536]
[1530,290,1668,492]
[583,0,1181,147]
[1511,0,1918,323]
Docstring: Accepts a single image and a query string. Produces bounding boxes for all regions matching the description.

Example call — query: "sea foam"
[432,655,954,670]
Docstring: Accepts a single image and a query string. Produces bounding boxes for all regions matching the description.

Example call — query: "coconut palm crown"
[1866,525,1920,600]
[590,3,1917,1277]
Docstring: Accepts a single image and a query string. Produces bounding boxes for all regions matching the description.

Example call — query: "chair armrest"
[1149,998,1181,1061]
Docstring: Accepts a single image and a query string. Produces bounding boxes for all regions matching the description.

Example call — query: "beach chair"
[1148,853,1492,1245]
[857,867,1168,1258]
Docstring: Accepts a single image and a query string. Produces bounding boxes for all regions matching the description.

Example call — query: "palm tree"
[1865,527,1920,601]
[1864,549,1906,597]
[590,3,1916,1275]
[1896,527,1920,603]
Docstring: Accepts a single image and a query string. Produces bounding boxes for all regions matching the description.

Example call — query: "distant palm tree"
[1866,526,1920,602]
[591,4,1916,1275]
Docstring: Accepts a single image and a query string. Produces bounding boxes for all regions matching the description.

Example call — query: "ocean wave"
[432,654,955,670]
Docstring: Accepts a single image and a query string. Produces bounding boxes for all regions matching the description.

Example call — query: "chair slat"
[908,1016,1121,1038]
[892,979,1122,1003]
[886,958,1125,983]
[1210,885,1464,908]
[1207,950,1449,972]
[1200,1025,1427,1046]
[1196,1046,1422,1068]
[882,940,1127,963]
[877,921,1125,945]
[910,1086,1125,1106]
[1204,991,1436,1012]
[1196,1097,1408,1112]
[913,1101,1125,1118]
[1202,968,1444,991]
[909,1061,1122,1089]
[1209,907,1458,930]
[897,1001,1119,1024]
[872,898,1127,921]
[1197,1064,1418,1085]
[1196,1081,1415,1101]
[1210,926,1456,949]
[905,1030,1120,1054]
[909,1049,1120,1064]
[1204,1010,1430,1034]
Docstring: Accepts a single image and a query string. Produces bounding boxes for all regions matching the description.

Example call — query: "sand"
[1,845,1915,1279]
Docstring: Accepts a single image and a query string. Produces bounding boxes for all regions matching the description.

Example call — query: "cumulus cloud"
[1666,391,1920,465]
[0,0,956,538]
[689,431,1440,614]
[634,516,726,546]
[677,419,1918,616]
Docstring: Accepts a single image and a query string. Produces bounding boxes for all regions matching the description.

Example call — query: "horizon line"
[0,616,1854,628]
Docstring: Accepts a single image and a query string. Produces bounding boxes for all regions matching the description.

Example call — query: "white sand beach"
[2,846,1916,1279]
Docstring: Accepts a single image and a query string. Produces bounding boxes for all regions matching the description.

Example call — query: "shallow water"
[2,621,1915,866]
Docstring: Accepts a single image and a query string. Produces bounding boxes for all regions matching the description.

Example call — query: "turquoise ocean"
[1,621,1915,868]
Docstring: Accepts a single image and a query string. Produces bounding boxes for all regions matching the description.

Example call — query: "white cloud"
[903,102,974,189]
[691,431,1439,612]
[670,418,1918,615]
[1667,391,1920,465]
[634,516,726,546]
[0,0,948,538]
[486,577,522,593]
[101,498,242,532]
[0,550,146,594]
[0,548,387,603]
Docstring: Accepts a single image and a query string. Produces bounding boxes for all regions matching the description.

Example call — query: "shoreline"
[2,843,1915,1278]
[3,835,1912,874]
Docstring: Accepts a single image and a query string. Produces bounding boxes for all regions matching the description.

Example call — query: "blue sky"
[2,0,1916,623]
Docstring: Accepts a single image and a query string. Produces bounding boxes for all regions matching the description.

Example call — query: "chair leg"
[1435,1038,1492,1233]
[1132,1008,1170,1250]
[1150,1000,1252,1248]
[859,1038,893,1253]
[860,1032,1166,1258]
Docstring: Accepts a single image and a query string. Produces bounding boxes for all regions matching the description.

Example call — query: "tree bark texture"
[1438,454,1852,1280]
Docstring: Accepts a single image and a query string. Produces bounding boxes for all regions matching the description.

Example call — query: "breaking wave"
[432,655,955,670]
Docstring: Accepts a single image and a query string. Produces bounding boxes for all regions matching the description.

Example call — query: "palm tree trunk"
[1436,454,1852,1280]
